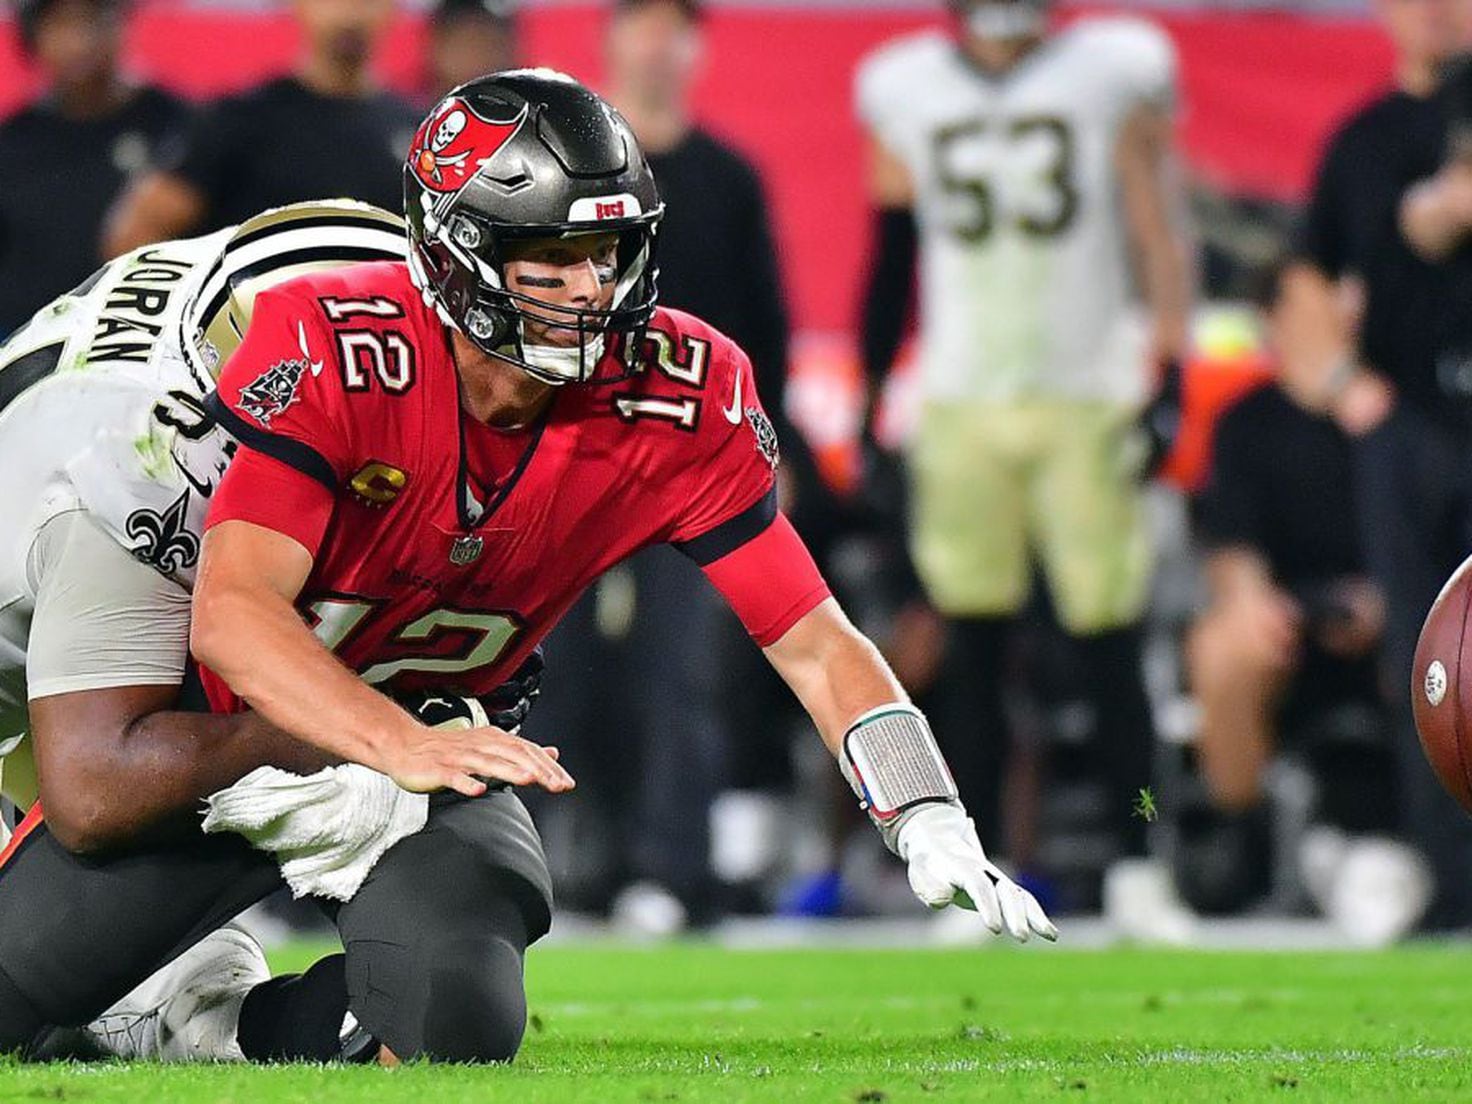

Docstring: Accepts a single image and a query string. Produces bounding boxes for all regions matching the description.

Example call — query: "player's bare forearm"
[191,522,412,771]
[30,686,333,854]
[763,597,908,755]
[1116,104,1192,362]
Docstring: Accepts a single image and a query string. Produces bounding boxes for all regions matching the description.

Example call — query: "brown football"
[1414,553,1472,813]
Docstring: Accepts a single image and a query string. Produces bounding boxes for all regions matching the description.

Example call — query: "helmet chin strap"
[515,333,606,385]
[965,3,1045,41]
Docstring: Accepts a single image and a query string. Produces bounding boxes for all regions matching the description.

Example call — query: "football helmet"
[404,69,664,385]
[184,199,405,384]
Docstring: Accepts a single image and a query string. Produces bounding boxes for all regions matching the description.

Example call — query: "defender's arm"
[31,684,331,854]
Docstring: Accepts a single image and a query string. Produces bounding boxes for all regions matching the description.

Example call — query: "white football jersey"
[0,203,404,762]
[856,18,1177,404]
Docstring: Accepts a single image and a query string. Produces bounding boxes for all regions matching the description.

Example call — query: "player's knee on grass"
[346,928,528,1063]
[420,933,528,1062]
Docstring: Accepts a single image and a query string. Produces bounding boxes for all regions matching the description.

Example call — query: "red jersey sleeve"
[204,447,336,556]
[206,286,356,492]
[701,512,831,645]
[667,339,780,564]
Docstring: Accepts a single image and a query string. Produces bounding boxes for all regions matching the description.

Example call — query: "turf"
[1,941,1469,1102]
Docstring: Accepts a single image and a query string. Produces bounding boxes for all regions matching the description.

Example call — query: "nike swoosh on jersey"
[299,320,324,377]
[722,368,742,425]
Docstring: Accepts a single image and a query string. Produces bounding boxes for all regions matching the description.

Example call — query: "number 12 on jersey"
[308,597,519,687]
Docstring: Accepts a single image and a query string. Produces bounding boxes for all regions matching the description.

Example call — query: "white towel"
[202,764,428,902]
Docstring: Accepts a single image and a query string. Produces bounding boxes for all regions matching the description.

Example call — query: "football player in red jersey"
[0,72,1053,1067]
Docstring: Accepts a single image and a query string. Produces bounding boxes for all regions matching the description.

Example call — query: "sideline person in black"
[103,0,416,255]
[1281,0,1472,927]
[0,0,189,335]
[1182,265,1409,921]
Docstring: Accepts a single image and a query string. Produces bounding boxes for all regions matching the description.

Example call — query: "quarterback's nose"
[564,259,602,306]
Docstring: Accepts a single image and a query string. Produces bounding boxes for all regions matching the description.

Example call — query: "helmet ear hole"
[465,305,513,347]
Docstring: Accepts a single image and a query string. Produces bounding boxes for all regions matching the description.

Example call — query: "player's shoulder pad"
[855,30,952,122]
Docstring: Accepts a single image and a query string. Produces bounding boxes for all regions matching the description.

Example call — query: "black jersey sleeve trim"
[0,342,64,417]
[672,486,778,566]
[205,391,339,493]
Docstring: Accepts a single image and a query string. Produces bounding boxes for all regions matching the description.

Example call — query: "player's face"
[501,233,620,348]
[605,0,702,111]
[294,0,394,70]
[1376,0,1472,69]
[32,0,121,91]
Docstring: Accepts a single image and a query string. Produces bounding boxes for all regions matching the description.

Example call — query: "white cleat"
[1103,857,1199,946]
[610,880,688,940]
[84,923,269,1062]
[1325,837,1432,947]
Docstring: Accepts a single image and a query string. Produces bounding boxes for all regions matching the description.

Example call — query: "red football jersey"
[202,261,817,704]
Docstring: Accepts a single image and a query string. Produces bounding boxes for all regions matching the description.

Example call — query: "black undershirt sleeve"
[859,206,918,428]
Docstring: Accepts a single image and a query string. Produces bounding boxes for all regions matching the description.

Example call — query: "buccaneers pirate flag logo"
[410,97,526,193]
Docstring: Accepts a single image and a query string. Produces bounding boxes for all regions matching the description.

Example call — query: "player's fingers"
[468,750,539,787]
[485,747,572,792]
[447,772,489,798]
[906,859,957,909]
[506,735,576,788]
[993,877,1031,943]
[1022,889,1059,942]
[962,872,1004,935]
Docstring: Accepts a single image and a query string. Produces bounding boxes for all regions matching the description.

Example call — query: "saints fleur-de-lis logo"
[126,490,201,573]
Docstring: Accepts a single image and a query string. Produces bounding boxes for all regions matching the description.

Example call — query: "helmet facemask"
[411,200,661,386]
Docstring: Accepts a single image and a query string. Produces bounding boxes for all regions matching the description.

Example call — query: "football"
[1413,553,1472,813]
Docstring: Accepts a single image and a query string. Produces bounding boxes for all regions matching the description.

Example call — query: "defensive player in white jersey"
[0,200,516,1059]
[855,0,1193,938]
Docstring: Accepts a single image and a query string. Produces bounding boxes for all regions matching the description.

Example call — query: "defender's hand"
[897,803,1057,943]
[386,722,575,798]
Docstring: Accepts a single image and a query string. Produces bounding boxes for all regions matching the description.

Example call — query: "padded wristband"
[840,703,959,852]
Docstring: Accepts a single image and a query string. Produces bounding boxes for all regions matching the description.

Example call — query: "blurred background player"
[854,0,1194,938]
[103,0,415,255]
[1281,0,1472,928]
[0,0,188,336]
[423,0,517,103]
[1182,262,1429,942]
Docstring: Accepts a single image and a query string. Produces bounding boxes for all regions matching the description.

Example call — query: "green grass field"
[1,941,1469,1102]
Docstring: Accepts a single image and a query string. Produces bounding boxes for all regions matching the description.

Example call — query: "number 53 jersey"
[855,17,1177,405]
[202,260,809,705]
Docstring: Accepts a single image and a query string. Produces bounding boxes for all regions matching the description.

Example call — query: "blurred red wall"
[0,3,1395,335]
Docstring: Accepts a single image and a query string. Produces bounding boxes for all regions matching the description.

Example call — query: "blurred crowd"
[9,0,1472,945]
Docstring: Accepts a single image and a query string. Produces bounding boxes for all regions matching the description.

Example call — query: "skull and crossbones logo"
[416,108,471,186]
[409,97,526,195]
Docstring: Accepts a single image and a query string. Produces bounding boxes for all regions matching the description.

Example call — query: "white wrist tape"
[840,704,958,850]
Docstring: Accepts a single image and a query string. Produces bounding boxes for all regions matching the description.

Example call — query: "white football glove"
[896,803,1058,943]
